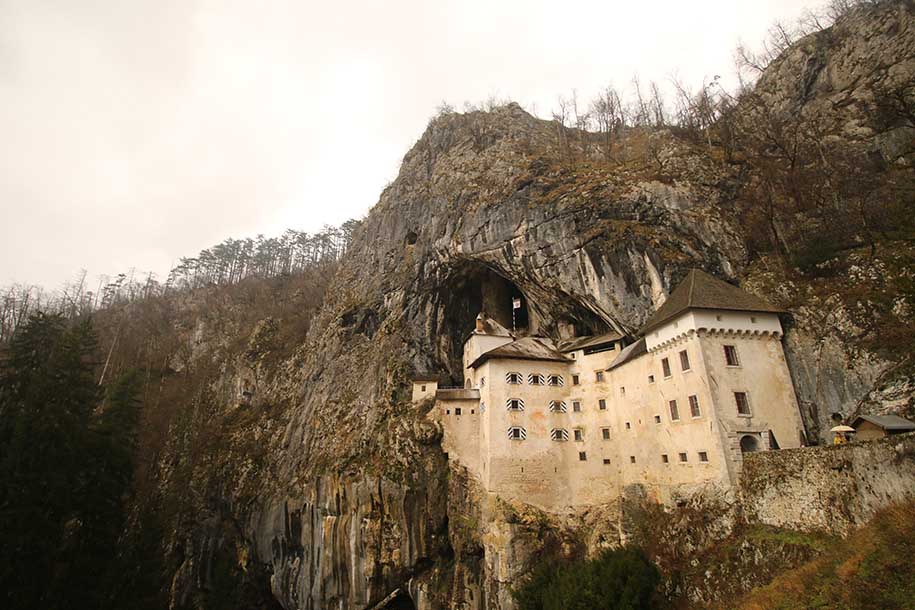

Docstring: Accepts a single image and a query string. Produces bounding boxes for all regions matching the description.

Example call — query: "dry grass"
[734,501,915,610]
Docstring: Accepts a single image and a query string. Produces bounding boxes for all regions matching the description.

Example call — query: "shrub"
[512,547,661,610]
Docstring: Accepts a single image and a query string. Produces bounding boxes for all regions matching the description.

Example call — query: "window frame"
[698,451,709,463]
[506,398,525,412]
[735,391,752,416]
[528,373,545,386]
[595,370,605,383]
[507,426,527,440]
[661,357,672,378]
[572,401,582,413]
[724,344,740,367]
[506,372,522,384]
[601,427,611,440]
[572,374,580,385]
[547,374,564,387]
[679,349,691,372]
[669,399,680,421]
[573,428,584,442]
[550,428,569,442]
[689,394,701,418]
[678,452,688,463]
[549,400,568,413]
[598,398,607,411]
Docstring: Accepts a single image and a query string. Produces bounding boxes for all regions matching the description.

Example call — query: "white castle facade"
[413,270,807,509]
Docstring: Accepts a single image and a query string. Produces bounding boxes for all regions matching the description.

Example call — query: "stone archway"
[740,435,760,453]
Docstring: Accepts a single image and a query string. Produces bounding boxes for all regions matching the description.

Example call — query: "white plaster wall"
[646,311,782,351]
[698,332,806,465]
[412,380,438,403]
[431,397,482,474]
[606,335,731,502]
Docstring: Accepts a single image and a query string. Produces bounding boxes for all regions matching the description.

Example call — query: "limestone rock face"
[156,4,914,609]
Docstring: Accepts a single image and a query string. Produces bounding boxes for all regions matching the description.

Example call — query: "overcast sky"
[1,0,820,289]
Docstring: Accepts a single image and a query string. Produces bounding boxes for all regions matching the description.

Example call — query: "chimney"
[475,313,485,333]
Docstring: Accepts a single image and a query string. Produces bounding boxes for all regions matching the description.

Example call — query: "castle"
[413,269,807,509]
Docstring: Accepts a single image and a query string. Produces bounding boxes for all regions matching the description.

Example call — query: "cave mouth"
[434,260,612,384]
[438,261,532,339]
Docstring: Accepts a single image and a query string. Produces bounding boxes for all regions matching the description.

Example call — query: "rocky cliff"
[127,3,915,609]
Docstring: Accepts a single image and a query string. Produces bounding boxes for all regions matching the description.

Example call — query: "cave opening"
[435,262,533,382]
[433,260,614,383]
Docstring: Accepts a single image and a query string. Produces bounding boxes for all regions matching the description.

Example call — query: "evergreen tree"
[0,313,141,609]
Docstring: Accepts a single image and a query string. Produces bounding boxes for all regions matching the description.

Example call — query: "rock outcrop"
[140,3,914,609]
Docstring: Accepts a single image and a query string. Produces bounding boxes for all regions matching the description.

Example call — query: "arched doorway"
[740,435,760,453]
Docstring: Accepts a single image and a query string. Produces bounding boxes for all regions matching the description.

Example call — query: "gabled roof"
[558,331,623,353]
[851,414,915,432]
[606,337,647,371]
[640,269,783,335]
[467,336,571,369]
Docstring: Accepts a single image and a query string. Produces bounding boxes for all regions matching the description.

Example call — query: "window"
[654,415,661,424]
[507,426,527,440]
[661,454,669,463]
[598,399,607,410]
[578,451,587,461]
[625,422,631,430]
[573,428,584,442]
[678,452,688,463]
[572,374,580,385]
[619,386,626,396]
[601,427,611,440]
[724,345,740,367]
[698,451,709,463]
[446,409,450,415]
[420,384,426,392]
[630,456,636,464]
[528,373,544,385]
[455,407,462,416]
[548,374,564,386]
[735,391,751,415]
[689,395,701,418]
[550,428,569,441]
[480,377,485,387]
[648,374,655,384]
[471,409,475,414]
[716,314,722,321]
[669,399,680,421]
[602,458,611,465]
[573,401,582,413]
[506,398,525,411]
[549,400,568,413]
[480,402,485,413]
[662,358,672,378]
[679,350,690,371]
[750,316,757,323]
[506,372,522,384]
[595,371,605,382]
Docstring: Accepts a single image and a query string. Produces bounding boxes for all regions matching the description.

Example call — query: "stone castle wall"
[739,432,915,534]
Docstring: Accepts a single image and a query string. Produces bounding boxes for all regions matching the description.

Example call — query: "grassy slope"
[732,501,915,610]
